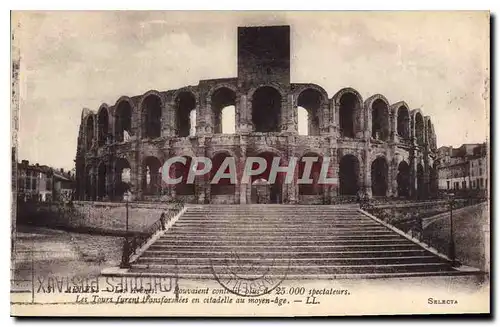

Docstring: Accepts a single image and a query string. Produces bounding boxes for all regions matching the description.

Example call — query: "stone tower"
[237,25,291,89]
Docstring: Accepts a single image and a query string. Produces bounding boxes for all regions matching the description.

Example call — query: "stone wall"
[16,201,180,235]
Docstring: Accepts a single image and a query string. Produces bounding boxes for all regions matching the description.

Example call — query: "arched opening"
[371,99,389,141]
[189,109,196,137]
[211,88,236,134]
[142,94,162,139]
[221,106,235,134]
[171,156,196,195]
[397,161,410,197]
[84,165,94,200]
[416,163,425,199]
[176,92,196,137]
[85,116,94,150]
[397,106,410,139]
[298,153,323,195]
[114,158,131,200]
[143,156,162,195]
[97,162,107,200]
[371,157,388,196]
[251,178,271,204]
[250,152,284,203]
[210,153,235,196]
[339,155,360,195]
[252,86,282,133]
[114,101,132,142]
[415,113,424,146]
[297,107,308,135]
[97,108,109,147]
[297,89,322,136]
[339,92,359,138]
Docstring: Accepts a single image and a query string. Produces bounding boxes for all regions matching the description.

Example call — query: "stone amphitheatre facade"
[75,25,439,204]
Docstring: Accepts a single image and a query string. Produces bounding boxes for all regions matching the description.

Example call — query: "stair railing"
[120,200,184,268]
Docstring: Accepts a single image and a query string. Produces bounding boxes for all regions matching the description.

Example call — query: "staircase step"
[157,234,402,241]
[184,212,363,215]
[166,229,391,235]
[122,269,473,280]
[146,244,421,252]
[130,262,454,274]
[134,256,444,266]
[151,239,407,246]
[183,212,365,220]
[183,219,373,223]
[138,249,429,258]
[186,207,357,210]
[179,217,368,222]
[168,227,387,233]
[173,222,379,227]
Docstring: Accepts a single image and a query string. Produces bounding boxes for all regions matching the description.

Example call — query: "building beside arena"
[436,143,487,192]
[75,25,438,204]
[17,160,74,202]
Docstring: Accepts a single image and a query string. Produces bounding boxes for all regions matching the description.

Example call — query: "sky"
[13,11,489,170]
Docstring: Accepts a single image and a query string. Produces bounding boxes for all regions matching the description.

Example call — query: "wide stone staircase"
[122,205,479,279]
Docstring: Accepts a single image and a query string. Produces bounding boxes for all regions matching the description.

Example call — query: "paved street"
[12,225,123,287]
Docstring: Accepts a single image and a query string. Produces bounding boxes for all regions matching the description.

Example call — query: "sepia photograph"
[10,10,490,316]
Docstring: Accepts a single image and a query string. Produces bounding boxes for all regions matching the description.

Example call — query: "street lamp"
[120,191,131,268]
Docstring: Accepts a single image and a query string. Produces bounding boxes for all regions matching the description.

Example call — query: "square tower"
[237,25,290,89]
